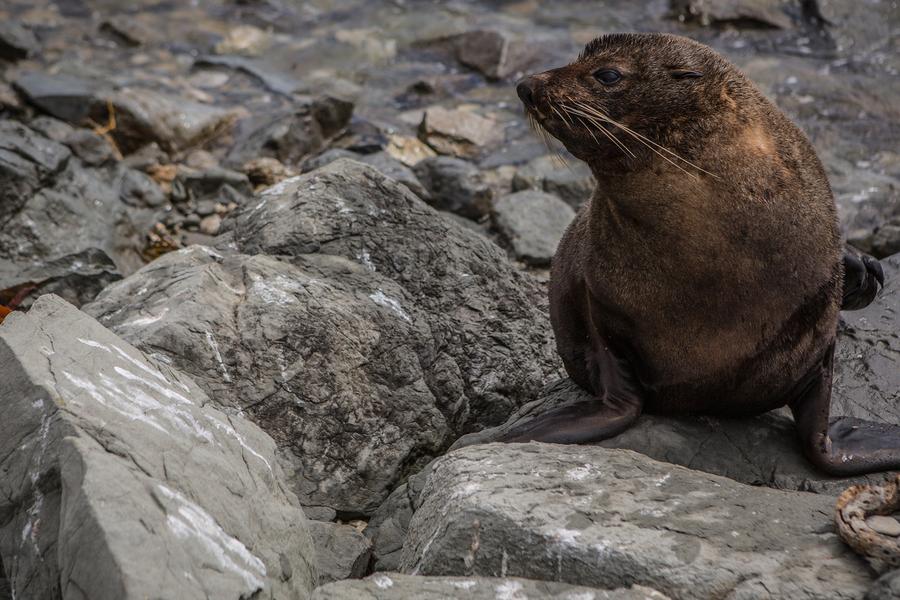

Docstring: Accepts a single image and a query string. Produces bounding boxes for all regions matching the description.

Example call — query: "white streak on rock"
[158,484,266,591]
[205,331,232,383]
[369,290,411,322]
[372,574,394,589]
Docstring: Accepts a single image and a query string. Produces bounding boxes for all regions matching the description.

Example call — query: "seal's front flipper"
[842,250,884,311]
[790,343,900,476]
[499,345,643,444]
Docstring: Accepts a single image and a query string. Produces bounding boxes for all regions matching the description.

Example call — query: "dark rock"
[332,118,389,154]
[99,16,155,47]
[308,521,372,584]
[671,0,796,29]
[13,71,98,123]
[413,156,492,220]
[0,295,316,600]
[195,55,303,96]
[312,574,670,599]
[399,444,872,599]
[85,160,559,515]
[833,252,900,426]
[225,96,353,167]
[491,190,575,266]
[366,467,432,572]
[176,166,253,201]
[511,155,594,209]
[0,120,71,222]
[867,569,900,600]
[116,167,167,208]
[871,222,900,258]
[0,22,39,60]
[64,129,115,166]
[301,148,361,173]
[0,247,121,310]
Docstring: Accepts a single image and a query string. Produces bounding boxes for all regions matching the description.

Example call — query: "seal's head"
[518,33,749,174]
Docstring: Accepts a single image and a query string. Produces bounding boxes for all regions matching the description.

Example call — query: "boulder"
[312,573,670,600]
[308,522,372,584]
[0,295,316,600]
[85,160,560,515]
[413,156,492,220]
[399,444,873,600]
[492,190,575,266]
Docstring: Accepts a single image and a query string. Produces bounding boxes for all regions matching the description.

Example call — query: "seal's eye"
[593,69,621,85]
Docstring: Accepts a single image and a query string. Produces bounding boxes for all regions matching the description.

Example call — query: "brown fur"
[527,33,842,416]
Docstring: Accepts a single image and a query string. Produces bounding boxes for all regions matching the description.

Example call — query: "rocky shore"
[1,0,898,598]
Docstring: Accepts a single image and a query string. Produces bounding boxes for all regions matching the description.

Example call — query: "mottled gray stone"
[399,444,872,600]
[0,22,39,60]
[312,573,670,600]
[867,569,900,600]
[84,159,559,516]
[492,190,575,266]
[309,522,372,584]
[0,295,316,600]
[414,156,492,220]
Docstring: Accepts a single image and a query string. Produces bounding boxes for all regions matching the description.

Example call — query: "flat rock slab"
[399,444,873,600]
[0,295,315,600]
[312,573,670,600]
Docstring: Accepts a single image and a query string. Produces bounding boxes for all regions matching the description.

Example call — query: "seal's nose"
[517,77,538,107]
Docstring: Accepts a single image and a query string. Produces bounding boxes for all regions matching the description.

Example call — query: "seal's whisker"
[563,106,636,159]
[572,101,716,178]
[567,103,697,178]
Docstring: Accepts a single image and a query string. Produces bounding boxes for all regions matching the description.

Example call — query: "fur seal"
[506,32,895,476]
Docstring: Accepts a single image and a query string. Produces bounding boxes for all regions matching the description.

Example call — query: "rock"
[419,106,503,159]
[0,82,21,112]
[413,156,492,220]
[0,295,316,600]
[871,222,900,258]
[366,467,432,572]
[302,150,425,199]
[0,124,145,275]
[309,521,372,584]
[85,160,559,515]
[64,129,115,166]
[492,190,575,266]
[0,22,39,60]
[215,25,271,56]
[225,97,354,167]
[301,148,361,173]
[386,135,437,167]
[312,573,670,599]
[670,0,796,29]
[88,88,239,154]
[195,55,303,97]
[511,154,594,209]
[452,379,894,496]
[199,214,222,235]
[117,167,167,208]
[0,120,71,222]
[867,569,900,600]
[28,116,76,142]
[399,444,872,599]
[0,247,121,310]
[99,16,155,47]
[833,252,900,426]
[332,119,388,154]
[13,71,98,123]
[242,157,294,187]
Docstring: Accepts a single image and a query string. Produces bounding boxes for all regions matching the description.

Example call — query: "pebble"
[867,515,900,537]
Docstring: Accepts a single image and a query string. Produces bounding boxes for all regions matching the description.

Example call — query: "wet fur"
[531,33,843,417]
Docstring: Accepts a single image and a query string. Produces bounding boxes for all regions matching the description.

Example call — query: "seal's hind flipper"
[789,343,900,476]
[841,250,884,311]
[499,344,643,444]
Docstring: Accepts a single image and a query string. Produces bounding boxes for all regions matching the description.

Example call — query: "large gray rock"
[399,444,873,600]
[85,160,559,516]
[0,295,316,600]
[308,522,372,584]
[312,573,670,600]
[492,190,576,266]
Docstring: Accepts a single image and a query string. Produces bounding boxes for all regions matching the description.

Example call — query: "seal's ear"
[670,69,703,79]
